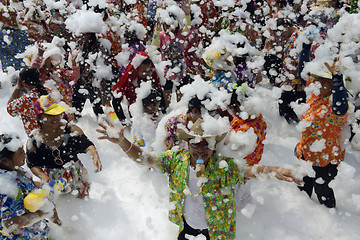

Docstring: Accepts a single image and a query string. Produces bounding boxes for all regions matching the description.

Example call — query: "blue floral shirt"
[0,168,50,239]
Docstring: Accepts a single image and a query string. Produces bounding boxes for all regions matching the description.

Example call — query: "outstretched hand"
[273,167,303,185]
[96,118,126,145]
[324,57,340,75]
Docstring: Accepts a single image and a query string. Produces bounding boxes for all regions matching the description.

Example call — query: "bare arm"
[85,145,102,173]
[7,78,23,105]
[245,165,302,185]
[30,167,51,184]
[96,119,159,169]
[3,211,46,231]
[3,205,61,231]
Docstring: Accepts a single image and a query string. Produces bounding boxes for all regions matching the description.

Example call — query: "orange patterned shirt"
[296,94,348,167]
[230,114,267,165]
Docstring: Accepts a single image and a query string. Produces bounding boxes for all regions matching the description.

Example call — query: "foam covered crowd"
[1,0,360,239]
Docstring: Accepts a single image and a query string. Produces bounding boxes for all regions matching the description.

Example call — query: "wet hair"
[93,5,109,21]
[307,10,328,26]
[0,134,21,162]
[19,66,48,95]
[277,0,292,8]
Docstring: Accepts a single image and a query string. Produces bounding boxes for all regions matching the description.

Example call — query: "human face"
[318,77,333,97]
[1,147,25,171]
[143,102,161,117]
[12,147,26,167]
[137,63,153,79]
[189,139,214,165]
[39,113,63,129]
[189,108,202,122]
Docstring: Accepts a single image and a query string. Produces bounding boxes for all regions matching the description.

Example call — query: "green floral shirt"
[157,150,246,240]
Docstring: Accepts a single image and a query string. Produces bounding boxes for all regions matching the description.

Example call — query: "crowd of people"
[1,0,360,239]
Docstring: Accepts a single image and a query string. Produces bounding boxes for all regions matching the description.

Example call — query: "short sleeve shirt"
[296,94,348,167]
[7,89,41,136]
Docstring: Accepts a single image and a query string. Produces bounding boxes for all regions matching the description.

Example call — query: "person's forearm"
[86,145,102,172]
[30,167,50,183]
[7,86,22,105]
[3,211,44,231]
[118,137,158,168]
[245,165,278,178]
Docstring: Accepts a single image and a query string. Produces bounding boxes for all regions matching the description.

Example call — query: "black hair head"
[141,57,152,66]
[230,90,240,107]
[0,134,20,162]
[19,66,40,86]
[124,28,140,44]
[93,5,109,21]
[142,89,161,107]
[276,18,294,28]
[188,95,210,112]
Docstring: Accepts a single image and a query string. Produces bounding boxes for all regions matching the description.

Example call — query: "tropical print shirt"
[296,94,348,167]
[230,114,267,165]
[7,88,41,136]
[0,168,50,240]
[157,150,246,240]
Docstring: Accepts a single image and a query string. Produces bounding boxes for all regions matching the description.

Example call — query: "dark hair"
[93,5,109,21]
[307,10,328,26]
[142,89,161,107]
[0,134,20,161]
[276,18,294,28]
[124,29,141,45]
[141,57,152,66]
[188,96,208,112]
[19,66,48,95]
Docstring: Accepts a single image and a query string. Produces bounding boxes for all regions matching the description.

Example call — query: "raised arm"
[324,58,348,116]
[97,118,159,169]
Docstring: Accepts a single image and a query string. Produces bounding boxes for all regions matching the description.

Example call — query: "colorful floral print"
[157,150,246,240]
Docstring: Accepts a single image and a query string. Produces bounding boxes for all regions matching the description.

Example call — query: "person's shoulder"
[69,123,85,135]
[26,129,41,152]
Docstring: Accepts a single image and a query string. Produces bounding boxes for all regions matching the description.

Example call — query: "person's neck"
[41,124,65,146]
[189,156,210,169]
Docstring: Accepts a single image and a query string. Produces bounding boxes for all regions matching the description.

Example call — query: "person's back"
[7,67,48,136]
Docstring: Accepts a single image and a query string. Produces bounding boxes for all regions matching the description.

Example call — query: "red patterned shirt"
[7,88,41,136]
